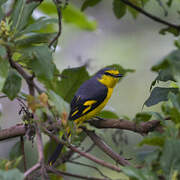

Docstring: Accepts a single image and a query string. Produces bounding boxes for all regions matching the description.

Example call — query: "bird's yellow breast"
[74,88,113,126]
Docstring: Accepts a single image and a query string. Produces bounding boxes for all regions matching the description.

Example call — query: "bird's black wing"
[68,78,108,121]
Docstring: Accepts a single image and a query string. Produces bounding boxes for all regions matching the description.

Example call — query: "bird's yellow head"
[95,68,123,88]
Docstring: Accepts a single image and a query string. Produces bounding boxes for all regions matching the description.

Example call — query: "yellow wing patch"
[83,100,97,106]
[71,109,79,117]
[82,100,97,114]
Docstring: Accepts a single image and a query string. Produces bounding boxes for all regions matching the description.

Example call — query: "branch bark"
[43,128,122,172]
[47,166,109,180]
[121,0,180,31]
[84,128,131,166]
[0,118,162,141]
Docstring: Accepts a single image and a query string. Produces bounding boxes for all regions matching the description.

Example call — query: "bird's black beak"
[113,74,123,78]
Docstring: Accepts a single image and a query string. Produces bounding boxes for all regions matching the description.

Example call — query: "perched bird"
[48,67,123,165]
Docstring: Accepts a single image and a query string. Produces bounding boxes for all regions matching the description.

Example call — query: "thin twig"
[20,136,27,172]
[5,46,43,95]
[68,160,110,179]
[24,163,40,179]
[43,128,122,172]
[71,143,95,161]
[121,0,180,30]
[47,166,108,180]
[84,128,131,166]
[48,0,62,48]
[35,122,48,180]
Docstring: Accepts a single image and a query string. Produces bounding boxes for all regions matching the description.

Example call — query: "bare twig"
[121,0,180,31]
[20,136,27,172]
[43,128,122,172]
[68,160,110,179]
[35,122,48,180]
[24,163,40,179]
[47,166,109,180]
[71,143,95,161]
[84,128,131,166]
[48,0,62,48]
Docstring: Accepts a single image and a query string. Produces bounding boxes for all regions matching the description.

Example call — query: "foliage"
[0,0,180,179]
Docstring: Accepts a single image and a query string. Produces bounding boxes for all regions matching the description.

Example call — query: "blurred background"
[0,0,178,179]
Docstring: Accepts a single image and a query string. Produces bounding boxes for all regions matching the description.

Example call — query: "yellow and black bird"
[48,67,123,165]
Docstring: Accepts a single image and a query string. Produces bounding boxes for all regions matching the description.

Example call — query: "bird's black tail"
[48,142,64,166]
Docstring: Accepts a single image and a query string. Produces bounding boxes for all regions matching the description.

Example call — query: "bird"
[48,67,123,165]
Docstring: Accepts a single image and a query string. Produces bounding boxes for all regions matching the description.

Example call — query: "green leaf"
[159,27,180,36]
[2,69,22,100]
[0,0,8,21]
[57,66,90,103]
[29,46,55,80]
[97,110,119,119]
[15,33,56,47]
[44,139,58,163]
[166,0,173,7]
[144,87,179,107]
[139,135,165,147]
[122,166,158,180]
[113,0,127,19]
[0,46,6,58]
[38,1,57,16]
[11,0,40,33]
[160,139,180,176]
[39,2,97,30]
[16,18,57,37]
[134,112,152,123]
[0,57,9,91]
[81,0,102,11]
[0,169,23,180]
[151,50,180,86]
[48,90,70,116]
[127,0,141,18]
[0,0,8,6]
[62,4,97,31]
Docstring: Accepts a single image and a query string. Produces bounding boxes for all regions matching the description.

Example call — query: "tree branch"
[35,122,48,180]
[24,163,40,179]
[6,45,43,95]
[68,160,110,179]
[0,118,162,141]
[47,166,109,180]
[43,128,122,172]
[83,128,131,166]
[90,118,162,134]
[121,0,180,31]
[48,0,62,48]
[20,136,27,172]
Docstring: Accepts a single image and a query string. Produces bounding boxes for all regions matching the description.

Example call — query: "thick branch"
[0,124,25,140]
[121,0,180,31]
[0,119,162,141]
[90,119,161,134]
